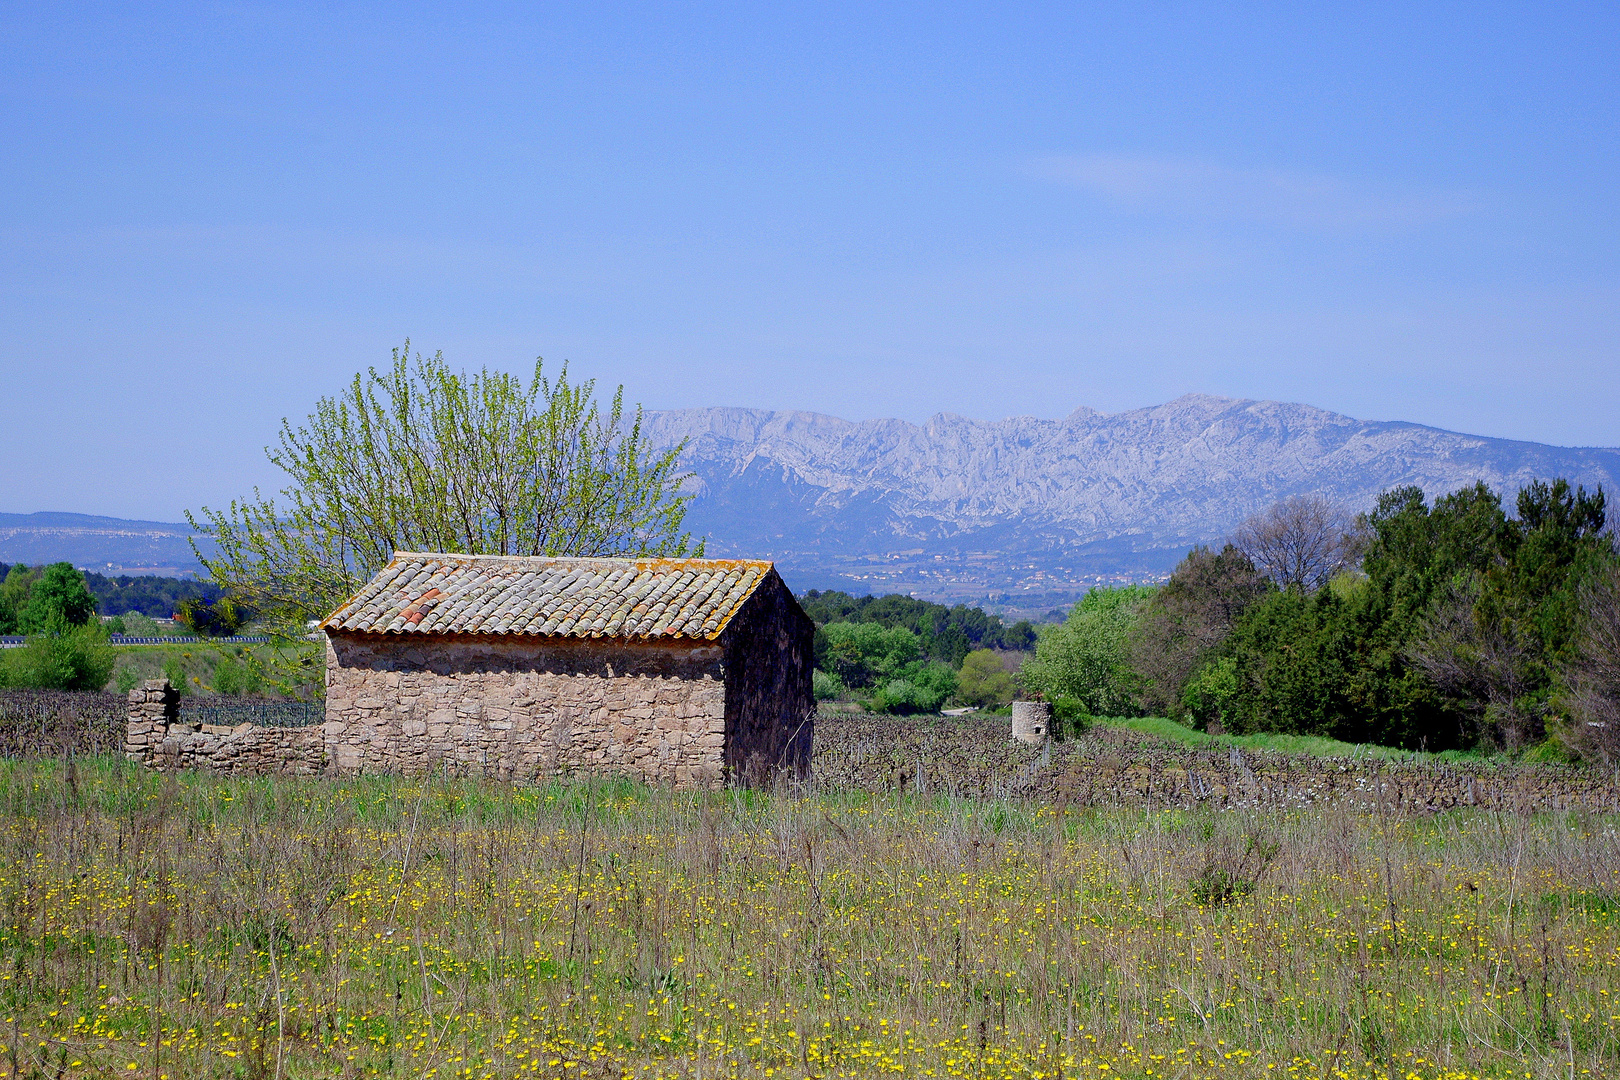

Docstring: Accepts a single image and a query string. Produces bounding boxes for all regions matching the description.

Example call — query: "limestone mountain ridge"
[642,394,1620,610]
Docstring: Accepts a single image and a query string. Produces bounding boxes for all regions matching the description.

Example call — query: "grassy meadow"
[0,757,1617,1080]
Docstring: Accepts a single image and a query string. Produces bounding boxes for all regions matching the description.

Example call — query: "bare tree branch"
[1409,575,1540,750]
[1231,495,1361,592]
[1564,563,1620,764]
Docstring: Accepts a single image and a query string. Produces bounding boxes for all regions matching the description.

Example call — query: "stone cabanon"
[319,554,816,788]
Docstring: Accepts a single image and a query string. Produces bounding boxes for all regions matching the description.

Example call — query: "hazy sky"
[3,2,1617,521]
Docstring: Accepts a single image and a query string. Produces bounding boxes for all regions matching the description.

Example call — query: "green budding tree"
[191,344,699,694]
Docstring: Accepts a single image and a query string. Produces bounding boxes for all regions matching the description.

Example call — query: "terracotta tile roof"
[320,553,776,641]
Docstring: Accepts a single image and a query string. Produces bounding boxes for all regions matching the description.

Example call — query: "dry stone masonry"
[1011,701,1051,744]
[126,553,817,789]
[812,714,1620,813]
[323,636,730,786]
[125,679,324,775]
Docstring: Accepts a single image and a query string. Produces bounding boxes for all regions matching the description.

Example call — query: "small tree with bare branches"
[1232,495,1361,592]
[1562,562,1620,764]
[1409,576,1541,750]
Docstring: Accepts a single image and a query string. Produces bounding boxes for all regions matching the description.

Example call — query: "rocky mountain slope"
[643,394,1620,612]
[7,395,1615,616]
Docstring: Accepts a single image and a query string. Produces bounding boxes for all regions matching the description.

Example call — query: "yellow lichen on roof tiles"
[318,553,779,641]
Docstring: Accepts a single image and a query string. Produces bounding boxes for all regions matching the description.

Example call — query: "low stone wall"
[125,686,1620,813]
[811,714,1620,813]
[125,680,324,776]
[123,680,180,760]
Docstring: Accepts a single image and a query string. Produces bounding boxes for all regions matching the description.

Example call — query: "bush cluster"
[0,563,115,691]
[1023,477,1620,760]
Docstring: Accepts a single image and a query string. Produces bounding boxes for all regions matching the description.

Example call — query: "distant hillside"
[643,394,1620,613]
[0,512,214,577]
[9,394,1616,619]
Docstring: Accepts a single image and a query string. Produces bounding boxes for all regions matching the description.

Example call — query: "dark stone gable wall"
[720,570,815,782]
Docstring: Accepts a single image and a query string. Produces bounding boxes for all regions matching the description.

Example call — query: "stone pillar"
[125,679,180,763]
[1012,700,1051,744]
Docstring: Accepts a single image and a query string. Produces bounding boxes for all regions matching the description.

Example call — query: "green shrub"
[1050,695,1088,736]
[119,611,163,636]
[162,656,190,695]
[0,624,116,691]
[957,649,1015,708]
[812,668,846,701]
[1189,831,1280,908]
[1181,656,1240,731]
[867,661,958,714]
[212,654,264,697]
[1189,866,1256,907]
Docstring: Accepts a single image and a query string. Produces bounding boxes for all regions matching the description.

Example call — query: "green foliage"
[104,615,127,635]
[1021,585,1155,716]
[816,622,922,689]
[0,565,109,689]
[955,648,1016,708]
[1175,478,1616,752]
[1049,695,1088,737]
[175,596,245,637]
[108,642,309,701]
[18,563,97,633]
[116,611,164,637]
[811,668,846,701]
[0,622,115,691]
[162,656,191,696]
[799,590,1034,665]
[0,564,40,634]
[211,652,265,697]
[1128,545,1270,717]
[815,621,961,712]
[1180,656,1240,731]
[1090,713,1481,762]
[867,661,958,715]
[114,666,140,695]
[82,571,219,618]
[1214,588,1377,741]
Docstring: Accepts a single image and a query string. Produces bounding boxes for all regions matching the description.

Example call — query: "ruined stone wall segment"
[324,633,729,789]
[720,570,815,783]
[125,678,180,763]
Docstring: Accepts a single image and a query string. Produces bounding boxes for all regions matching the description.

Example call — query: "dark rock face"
[644,395,1620,604]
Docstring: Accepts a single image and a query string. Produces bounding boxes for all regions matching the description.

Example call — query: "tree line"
[1023,480,1620,763]
[799,590,1038,714]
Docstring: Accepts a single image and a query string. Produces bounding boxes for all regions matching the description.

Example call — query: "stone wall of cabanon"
[322,634,732,788]
[126,630,808,792]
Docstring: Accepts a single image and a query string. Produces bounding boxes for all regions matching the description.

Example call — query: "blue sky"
[2,2,1617,520]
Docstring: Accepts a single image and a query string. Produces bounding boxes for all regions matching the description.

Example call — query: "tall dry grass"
[0,757,1616,1079]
